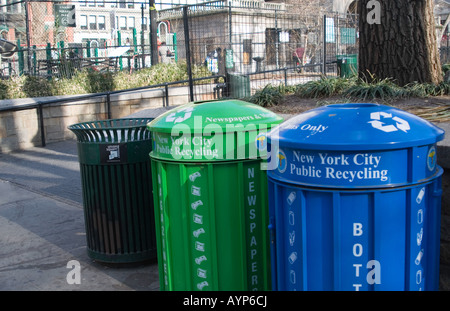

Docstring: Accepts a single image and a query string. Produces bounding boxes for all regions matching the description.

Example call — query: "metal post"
[86,40,91,58]
[46,43,51,79]
[284,67,287,86]
[24,0,32,74]
[165,83,169,107]
[32,45,36,75]
[38,104,46,147]
[173,33,178,62]
[228,3,232,50]
[106,93,111,119]
[117,32,122,70]
[149,0,158,66]
[18,40,24,76]
[141,3,145,68]
[59,40,64,57]
[183,6,194,102]
[275,9,279,70]
[133,28,138,70]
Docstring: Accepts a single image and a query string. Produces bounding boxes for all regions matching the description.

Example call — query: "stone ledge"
[0,87,194,153]
[0,87,172,110]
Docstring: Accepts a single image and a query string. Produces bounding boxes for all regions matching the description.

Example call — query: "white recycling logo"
[165,106,194,124]
[368,111,410,133]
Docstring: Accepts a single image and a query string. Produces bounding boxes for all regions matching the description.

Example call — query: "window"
[80,15,88,30]
[128,17,135,30]
[90,40,99,57]
[119,16,127,30]
[127,0,134,9]
[89,15,97,30]
[98,15,106,30]
[90,40,99,49]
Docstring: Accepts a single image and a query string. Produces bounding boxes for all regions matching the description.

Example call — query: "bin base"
[87,248,157,264]
[268,172,442,291]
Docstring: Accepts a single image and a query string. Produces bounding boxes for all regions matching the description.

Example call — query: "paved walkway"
[0,140,159,291]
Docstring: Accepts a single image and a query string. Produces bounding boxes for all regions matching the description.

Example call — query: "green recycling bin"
[68,118,157,263]
[147,99,283,290]
[337,54,358,78]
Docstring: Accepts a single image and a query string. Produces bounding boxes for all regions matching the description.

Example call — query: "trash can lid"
[269,103,444,151]
[147,99,283,162]
[266,103,444,188]
[68,118,154,143]
[147,99,283,134]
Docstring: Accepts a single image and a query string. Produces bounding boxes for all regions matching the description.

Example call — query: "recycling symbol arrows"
[368,111,410,133]
[165,106,194,124]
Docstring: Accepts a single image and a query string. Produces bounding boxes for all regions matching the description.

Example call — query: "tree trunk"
[358,0,442,86]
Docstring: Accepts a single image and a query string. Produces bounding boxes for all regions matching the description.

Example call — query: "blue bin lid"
[266,103,445,188]
[269,103,444,151]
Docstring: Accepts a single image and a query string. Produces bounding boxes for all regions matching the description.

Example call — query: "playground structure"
[0,38,17,77]
[0,1,360,78]
[1,25,177,78]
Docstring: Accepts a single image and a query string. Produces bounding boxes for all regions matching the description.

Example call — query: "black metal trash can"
[68,118,157,263]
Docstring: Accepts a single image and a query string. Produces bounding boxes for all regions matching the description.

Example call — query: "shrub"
[296,76,354,98]
[0,80,8,100]
[248,84,284,107]
[22,76,53,98]
[1,75,27,99]
[405,81,450,97]
[0,61,214,100]
[342,77,408,101]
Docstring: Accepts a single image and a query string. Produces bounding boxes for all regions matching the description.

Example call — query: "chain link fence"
[0,0,359,100]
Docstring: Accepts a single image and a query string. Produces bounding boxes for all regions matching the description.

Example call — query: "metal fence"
[0,0,359,99]
[440,34,450,65]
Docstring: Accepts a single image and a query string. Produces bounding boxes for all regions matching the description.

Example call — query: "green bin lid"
[147,99,283,162]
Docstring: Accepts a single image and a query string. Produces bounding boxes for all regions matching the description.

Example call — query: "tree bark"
[358,0,442,86]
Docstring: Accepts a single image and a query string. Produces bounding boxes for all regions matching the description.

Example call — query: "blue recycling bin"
[266,103,444,291]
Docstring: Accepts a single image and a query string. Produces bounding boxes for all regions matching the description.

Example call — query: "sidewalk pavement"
[0,106,182,291]
[0,139,159,291]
